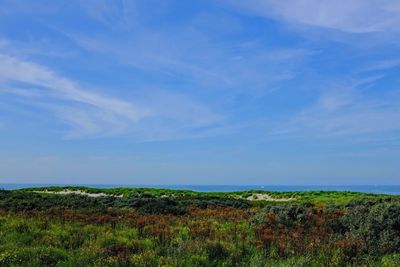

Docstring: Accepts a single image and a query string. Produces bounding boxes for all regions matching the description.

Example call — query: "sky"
[0,0,400,185]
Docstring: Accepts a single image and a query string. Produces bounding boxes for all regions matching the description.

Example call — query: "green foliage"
[340,199,400,255]
[0,187,399,266]
[205,242,229,262]
[0,189,249,215]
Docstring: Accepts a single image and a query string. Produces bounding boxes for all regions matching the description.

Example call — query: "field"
[0,187,399,266]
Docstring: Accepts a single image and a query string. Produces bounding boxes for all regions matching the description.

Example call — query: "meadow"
[0,187,399,266]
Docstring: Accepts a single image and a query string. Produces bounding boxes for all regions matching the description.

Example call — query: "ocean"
[1,184,400,195]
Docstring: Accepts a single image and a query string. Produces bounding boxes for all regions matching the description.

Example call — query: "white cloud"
[226,0,400,33]
[0,53,225,140]
[0,54,147,119]
[55,1,309,96]
[67,31,307,97]
[357,59,400,73]
[0,53,149,138]
[125,90,228,142]
[273,79,400,140]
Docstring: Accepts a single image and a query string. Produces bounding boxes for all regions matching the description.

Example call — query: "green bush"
[205,242,229,261]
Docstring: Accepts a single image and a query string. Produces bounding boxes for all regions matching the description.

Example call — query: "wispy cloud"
[0,53,149,137]
[273,77,400,141]
[67,33,306,95]
[357,59,400,73]
[58,1,309,96]
[0,52,226,140]
[1,1,313,140]
[225,0,400,33]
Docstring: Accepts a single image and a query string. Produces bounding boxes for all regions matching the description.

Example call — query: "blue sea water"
[1,184,400,195]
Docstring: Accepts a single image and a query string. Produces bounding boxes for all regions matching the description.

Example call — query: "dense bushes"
[340,200,400,256]
[251,200,400,264]
[0,247,69,266]
[0,190,249,215]
[0,189,399,266]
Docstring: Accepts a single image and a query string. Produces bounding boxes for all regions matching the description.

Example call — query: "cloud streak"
[273,77,400,142]
[0,52,227,140]
[0,53,149,138]
[226,0,400,33]
[60,1,309,97]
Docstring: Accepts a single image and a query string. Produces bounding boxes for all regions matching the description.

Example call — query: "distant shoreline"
[2,183,400,195]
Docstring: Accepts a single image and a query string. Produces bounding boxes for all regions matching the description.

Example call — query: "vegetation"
[0,187,399,266]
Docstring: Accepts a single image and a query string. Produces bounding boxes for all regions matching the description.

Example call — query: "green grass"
[19,186,395,205]
[0,187,399,266]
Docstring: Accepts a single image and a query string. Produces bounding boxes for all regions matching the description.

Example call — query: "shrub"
[205,242,229,261]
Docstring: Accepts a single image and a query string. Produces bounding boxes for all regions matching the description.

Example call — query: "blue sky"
[1,0,400,185]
